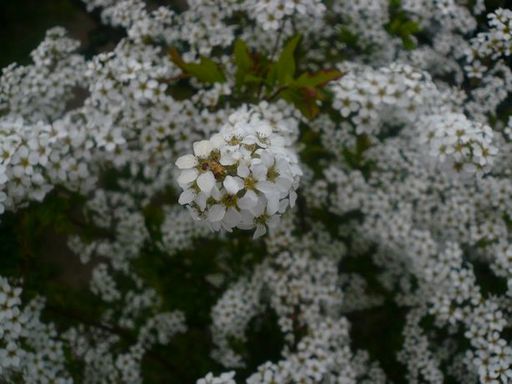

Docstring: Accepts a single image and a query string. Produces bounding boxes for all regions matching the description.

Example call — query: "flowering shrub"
[0,0,512,383]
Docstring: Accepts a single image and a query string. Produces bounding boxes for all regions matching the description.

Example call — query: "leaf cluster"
[170,35,342,119]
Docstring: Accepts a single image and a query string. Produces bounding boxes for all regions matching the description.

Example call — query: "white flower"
[419,113,497,177]
[175,106,302,237]
[197,371,236,384]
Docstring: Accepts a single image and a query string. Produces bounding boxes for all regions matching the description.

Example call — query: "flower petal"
[238,190,258,210]
[178,189,195,205]
[250,196,266,217]
[253,224,267,239]
[266,195,280,215]
[276,177,292,193]
[256,180,276,195]
[177,168,198,185]
[223,176,244,195]
[289,190,297,208]
[197,171,216,195]
[237,163,250,178]
[175,154,198,169]
[210,133,224,149]
[252,164,267,181]
[208,204,226,222]
[223,207,241,228]
[196,193,207,211]
[193,140,212,158]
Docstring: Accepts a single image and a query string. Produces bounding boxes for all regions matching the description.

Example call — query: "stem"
[265,85,288,101]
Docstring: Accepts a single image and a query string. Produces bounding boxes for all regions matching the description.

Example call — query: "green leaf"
[244,74,265,84]
[388,19,402,35]
[272,69,341,119]
[280,87,320,120]
[268,34,301,86]
[234,39,252,86]
[184,57,226,84]
[339,27,359,47]
[401,20,420,35]
[169,48,226,84]
[385,10,421,51]
[402,36,417,50]
[292,69,343,88]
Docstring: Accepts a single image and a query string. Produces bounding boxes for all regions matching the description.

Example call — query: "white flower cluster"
[197,371,236,384]
[244,0,326,31]
[245,319,386,384]
[463,9,512,122]
[466,8,512,74]
[331,63,440,136]
[0,27,85,123]
[209,228,349,372]
[160,206,213,255]
[331,0,391,55]
[420,113,497,177]
[210,274,265,368]
[1,0,512,383]
[66,190,188,383]
[397,309,444,383]
[330,63,500,179]
[0,119,60,213]
[176,106,302,238]
[0,280,74,383]
[0,278,23,375]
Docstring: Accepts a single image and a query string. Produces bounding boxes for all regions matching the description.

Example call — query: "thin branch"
[265,85,288,101]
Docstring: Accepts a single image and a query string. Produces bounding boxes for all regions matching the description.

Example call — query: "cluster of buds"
[175,106,302,238]
[419,113,497,177]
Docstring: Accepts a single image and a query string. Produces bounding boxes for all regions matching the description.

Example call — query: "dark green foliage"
[386,1,421,50]
[170,49,227,84]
